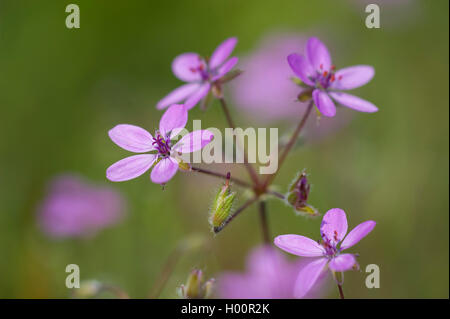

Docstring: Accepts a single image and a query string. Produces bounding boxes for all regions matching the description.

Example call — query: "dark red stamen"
[152,132,171,157]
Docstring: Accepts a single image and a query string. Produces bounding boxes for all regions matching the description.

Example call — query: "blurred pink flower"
[218,245,325,299]
[232,33,308,122]
[37,174,125,238]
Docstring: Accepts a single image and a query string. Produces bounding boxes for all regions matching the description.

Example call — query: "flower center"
[315,64,342,89]
[320,230,339,257]
[189,58,211,81]
[152,131,171,158]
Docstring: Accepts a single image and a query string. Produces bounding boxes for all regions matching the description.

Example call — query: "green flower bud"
[297,89,313,102]
[209,173,236,233]
[286,170,319,217]
[178,160,191,171]
[332,270,344,285]
[178,269,215,299]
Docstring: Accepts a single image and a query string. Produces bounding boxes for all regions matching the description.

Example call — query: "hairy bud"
[209,173,236,233]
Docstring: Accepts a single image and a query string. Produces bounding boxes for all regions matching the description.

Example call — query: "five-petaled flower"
[107,104,214,185]
[288,37,378,117]
[157,37,239,110]
[274,208,376,298]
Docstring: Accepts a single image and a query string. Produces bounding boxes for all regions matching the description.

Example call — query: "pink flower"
[274,208,376,298]
[107,104,214,185]
[157,38,238,110]
[37,174,125,238]
[230,33,354,143]
[218,246,325,299]
[288,37,378,117]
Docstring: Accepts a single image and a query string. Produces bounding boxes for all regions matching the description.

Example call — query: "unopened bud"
[209,173,236,233]
[212,83,223,98]
[178,160,191,171]
[286,171,319,217]
[178,269,215,299]
[332,270,344,285]
[297,89,313,102]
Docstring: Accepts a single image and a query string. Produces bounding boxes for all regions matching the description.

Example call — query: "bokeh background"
[0,0,448,298]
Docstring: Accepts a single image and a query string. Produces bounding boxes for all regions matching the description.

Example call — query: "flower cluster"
[102,35,378,299]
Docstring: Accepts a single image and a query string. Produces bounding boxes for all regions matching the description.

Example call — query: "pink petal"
[287,53,315,86]
[329,254,357,272]
[108,124,154,153]
[330,65,375,90]
[313,89,336,117]
[274,235,325,257]
[172,53,205,82]
[159,104,188,137]
[212,57,239,81]
[320,208,348,245]
[107,154,156,182]
[341,220,376,250]
[306,37,332,72]
[184,83,211,110]
[157,83,201,110]
[329,92,378,113]
[150,157,179,184]
[209,37,238,69]
[174,129,214,153]
[294,257,328,298]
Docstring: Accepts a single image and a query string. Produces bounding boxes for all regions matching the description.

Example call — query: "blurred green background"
[0,0,448,298]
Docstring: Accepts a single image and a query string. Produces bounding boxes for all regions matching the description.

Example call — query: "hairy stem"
[266,190,285,200]
[337,284,345,299]
[214,196,258,233]
[218,97,260,186]
[263,100,314,189]
[148,246,183,298]
[258,201,270,244]
[190,166,252,188]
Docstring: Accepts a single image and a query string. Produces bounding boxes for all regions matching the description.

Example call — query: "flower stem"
[218,97,260,186]
[258,201,270,244]
[214,196,258,233]
[148,245,183,298]
[190,166,252,188]
[266,190,285,200]
[337,283,345,299]
[262,100,314,189]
